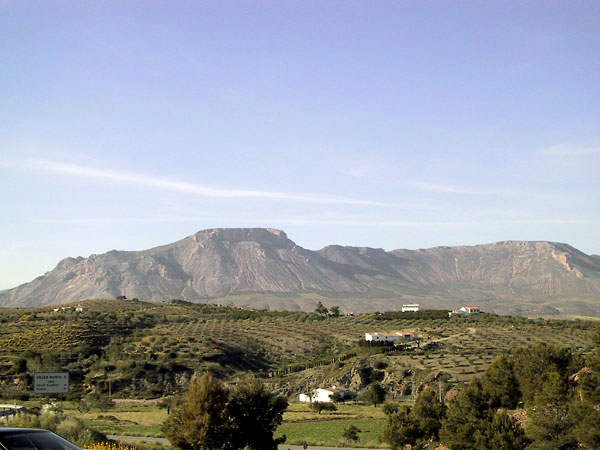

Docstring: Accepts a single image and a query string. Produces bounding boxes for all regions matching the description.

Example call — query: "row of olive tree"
[162,373,288,450]
[382,328,600,449]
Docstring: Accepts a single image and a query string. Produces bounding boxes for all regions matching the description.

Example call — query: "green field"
[275,403,388,447]
[58,399,390,448]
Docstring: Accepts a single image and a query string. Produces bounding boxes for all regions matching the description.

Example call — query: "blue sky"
[1,1,599,290]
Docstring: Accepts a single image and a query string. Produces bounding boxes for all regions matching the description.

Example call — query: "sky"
[1,0,599,290]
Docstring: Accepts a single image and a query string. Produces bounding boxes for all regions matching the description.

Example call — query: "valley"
[0,298,597,447]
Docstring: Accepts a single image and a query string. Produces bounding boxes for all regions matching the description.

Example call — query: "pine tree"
[481,354,520,409]
[162,373,231,450]
[363,382,386,407]
[382,406,419,450]
[439,379,493,450]
[226,375,288,450]
[410,388,446,441]
[315,301,328,316]
[484,412,528,450]
[525,372,577,449]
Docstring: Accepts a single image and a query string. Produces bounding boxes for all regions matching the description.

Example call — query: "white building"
[401,304,420,312]
[365,331,413,342]
[395,332,413,341]
[299,386,351,403]
[460,306,480,314]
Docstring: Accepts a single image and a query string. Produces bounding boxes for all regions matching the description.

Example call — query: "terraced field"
[0,299,597,401]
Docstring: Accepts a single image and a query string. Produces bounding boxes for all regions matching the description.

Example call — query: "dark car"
[0,428,83,450]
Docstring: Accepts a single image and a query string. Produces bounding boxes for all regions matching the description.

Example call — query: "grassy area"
[64,400,390,447]
[60,400,167,438]
[276,402,388,447]
[276,418,386,448]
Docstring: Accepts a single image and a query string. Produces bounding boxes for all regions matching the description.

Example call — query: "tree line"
[162,373,288,450]
[382,328,600,449]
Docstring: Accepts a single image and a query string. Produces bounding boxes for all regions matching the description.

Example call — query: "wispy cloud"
[540,144,600,157]
[23,159,432,209]
[34,215,588,228]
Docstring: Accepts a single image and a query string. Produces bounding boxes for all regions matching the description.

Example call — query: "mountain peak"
[193,227,289,243]
[1,231,599,317]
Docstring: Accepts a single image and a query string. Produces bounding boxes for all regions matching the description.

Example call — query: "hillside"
[1,228,600,317]
[0,299,597,400]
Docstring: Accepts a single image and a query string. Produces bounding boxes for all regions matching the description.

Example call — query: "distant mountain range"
[2,228,600,317]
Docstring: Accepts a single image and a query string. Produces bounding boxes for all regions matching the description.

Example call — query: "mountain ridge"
[1,228,600,317]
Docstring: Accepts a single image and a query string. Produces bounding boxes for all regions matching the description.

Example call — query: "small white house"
[365,331,413,342]
[460,306,480,314]
[401,304,420,312]
[365,332,400,343]
[75,305,88,312]
[299,386,350,403]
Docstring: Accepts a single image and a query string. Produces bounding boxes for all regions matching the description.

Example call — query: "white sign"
[34,372,69,394]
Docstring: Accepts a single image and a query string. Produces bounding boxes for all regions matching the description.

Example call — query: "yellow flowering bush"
[88,442,136,450]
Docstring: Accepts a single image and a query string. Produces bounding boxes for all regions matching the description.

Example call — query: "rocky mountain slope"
[1,228,600,316]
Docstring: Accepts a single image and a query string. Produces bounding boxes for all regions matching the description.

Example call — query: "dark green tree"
[342,425,361,443]
[439,379,494,450]
[383,402,400,415]
[382,406,419,450]
[330,392,345,403]
[573,329,600,448]
[512,344,578,406]
[315,301,328,316]
[310,401,337,414]
[329,306,340,317]
[579,328,600,405]
[411,388,447,440]
[573,402,600,449]
[525,372,577,449]
[481,354,520,409]
[382,388,447,449]
[484,412,529,450]
[226,375,288,450]
[162,373,230,450]
[363,382,386,407]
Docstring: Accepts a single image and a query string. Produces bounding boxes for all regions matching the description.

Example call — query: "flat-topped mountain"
[1,228,599,317]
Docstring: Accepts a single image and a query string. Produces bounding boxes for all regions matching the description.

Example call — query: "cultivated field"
[0,299,597,447]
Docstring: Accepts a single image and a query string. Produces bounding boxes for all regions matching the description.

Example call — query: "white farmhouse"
[460,306,480,314]
[299,386,350,403]
[365,331,413,342]
[401,304,420,312]
[365,332,401,343]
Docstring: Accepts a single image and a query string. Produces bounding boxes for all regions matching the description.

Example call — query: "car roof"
[0,429,50,435]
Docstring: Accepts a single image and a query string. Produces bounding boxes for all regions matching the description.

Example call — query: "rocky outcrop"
[1,229,600,316]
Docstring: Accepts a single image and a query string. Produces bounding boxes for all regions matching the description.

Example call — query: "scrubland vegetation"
[1,298,599,448]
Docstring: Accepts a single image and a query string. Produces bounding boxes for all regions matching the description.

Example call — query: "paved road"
[108,435,384,450]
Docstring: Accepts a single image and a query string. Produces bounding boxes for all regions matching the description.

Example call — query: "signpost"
[34,372,69,409]
[34,372,69,394]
